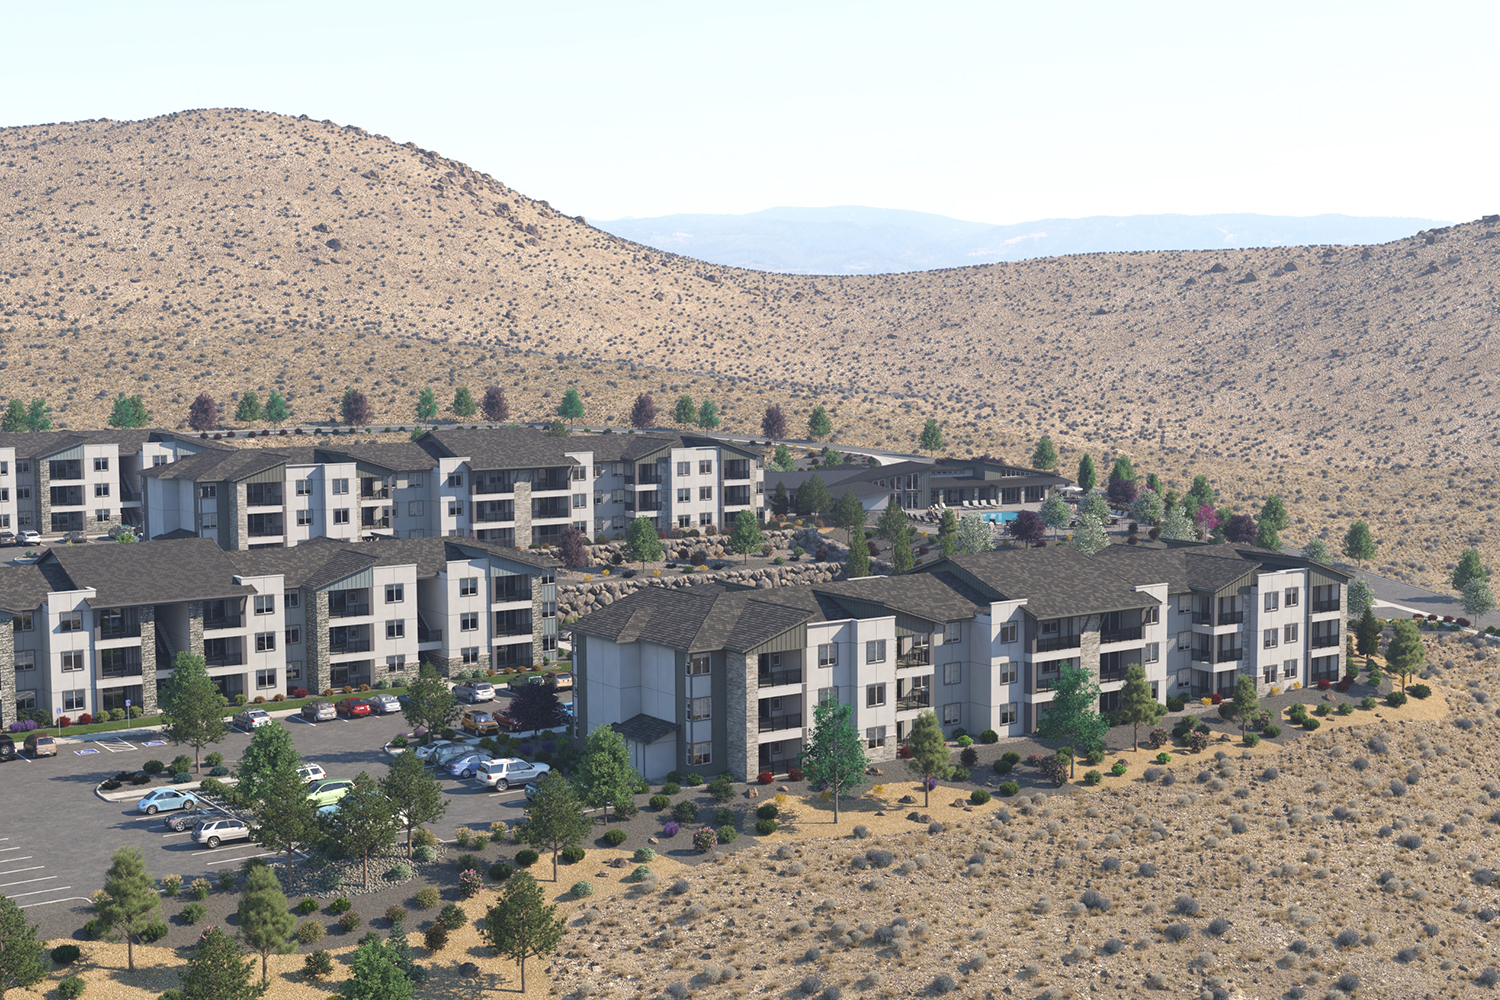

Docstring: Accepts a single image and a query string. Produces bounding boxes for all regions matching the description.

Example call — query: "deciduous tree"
[808,405,832,439]
[696,399,719,430]
[938,507,959,557]
[1463,577,1496,626]
[1039,492,1071,540]
[452,387,478,419]
[672,394,696,426]
[768,444,795,472]
[1255,518,1281,551]
[1117,662,1165,751]
[1258,495,1290,533]
[238,865,295,985]
[109,393,150,428]
[1072,514,1109,555]
[0,400,27,432]
[379,749,448,857]
[235,392,262,423]
[577,725,638,824]
[629,393,657,429]
[557,390,584,430]
[1453,548,1487,592]
[729,509,766,564]
[98,848,160,971]
[1223,513,1258,544]
[249,763,317,865]
[234,723,303,807]
[918,419,943,452]
[1183,474,1217,516]
[1008,510,1046,547]
[1346,578,1374,618]
[480,872,564,993]
[761,403,787,439]
[341,388,371,426]
[956,513,991,554]
[480,385,509,423]
[263,390,289,425]
[189,393,219,431]
[339,937,412,1000]
[520,771,593,880]
[623,516,664,569]
[415,388,438,422]
[1031,436,1058,471]
[904,711,950,807]
[821,448,842,468]
[401,663,459,736]
[1224,674,1261,739]
[799,699,868,823]
[1160,504,1194,541]
[1343,519,1377,567]
[1035,665,1107,776]
[559,525,590,569]
[25,399,52,432]
[159,652,226,773]
[1129,489,1163,526]
[327,773,399,889]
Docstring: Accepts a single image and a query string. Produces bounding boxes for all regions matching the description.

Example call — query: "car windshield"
[472,713,492,723]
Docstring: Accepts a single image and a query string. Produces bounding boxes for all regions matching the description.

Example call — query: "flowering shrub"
[1456,618,1471,628]
[58,716,72,728]
[897,745,913,759]
[787,767,804,781]
[1038,755,1069,786]
[925,776,938,791]
[1185,731,1210,753]
[758,770,774,784]
[1147,728,1170,748]
[459,869,484,900]
[290,688,309,698]
[78,713,94,725]
[661,822,680,838]
[7,720,38,733]
[692,827,718,853]
[1024,753,1049,768]
[1317,679,1331,691]
[1208,693,1223,705]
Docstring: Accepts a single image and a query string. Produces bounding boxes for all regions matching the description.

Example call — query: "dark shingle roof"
[40,538,253,607]
[0,564,53,614]
[611,714,679,745]
[417,428,578,471]
[932,546,1159,619]
[141,447,290,482]
[325,443,436,473]
[1094,545,1260,594]
[227,536,556,589]
[814,574,989,624]
[573,584,819,653]
[0,429,160,460]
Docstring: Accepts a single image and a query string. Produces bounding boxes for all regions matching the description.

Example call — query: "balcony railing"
[757,668,803,688]
[204,651,244,668]
[1036,674,1058,692]
[1311,635,1340,649]
[758,713,803,733]
[1191,612,1214,626]
[329,602,370,619]
[1216,648,1244,663]
[635,470,663,486]
[1312,600,1341,614]
[896,653,931,670]
[330,639,373,655]
[203,616,242,631]
[723,465,751,481]
[1101,626,1143,644]
[1217,611,1245,626]
[1036,634,1081,653]
[896,693,932,711]
[535,474,572,492]
[361,486,390,500]
[417,622,442,643]
[635,501,661,512]
[472,480,514,495]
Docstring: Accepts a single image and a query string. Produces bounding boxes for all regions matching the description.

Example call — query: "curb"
[94,776,239,803]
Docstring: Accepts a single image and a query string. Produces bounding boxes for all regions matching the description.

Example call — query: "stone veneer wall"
[306,590,331,694]
[37,463,51,532]
[513,481,532,547]
[1079,615,1102,679]
[138,605,158,713]
[0,613,14,726]
[187,601,205,656]
[533,581,547,665]
[725,650,756,782]
[231,482,249,551]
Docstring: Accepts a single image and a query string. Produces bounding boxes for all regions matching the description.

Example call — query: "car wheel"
[146,804,158,815]
[461,768,473,779]
[207,837,220,848]
[186,801,197,810]
[496,779,509,791]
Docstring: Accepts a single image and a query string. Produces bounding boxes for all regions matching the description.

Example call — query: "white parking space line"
[20,893,86,908]
[204,851,276,866]
[7,886,68,899]
[0,858,36,867]
[0,846,23,852]
[96,739,136,752]
[0,873,51,886]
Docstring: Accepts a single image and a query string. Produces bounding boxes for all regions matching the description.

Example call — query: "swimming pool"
[978,511,1019,524]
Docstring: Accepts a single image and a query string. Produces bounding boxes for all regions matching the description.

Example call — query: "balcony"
[474,500,514,523]
[634,499,661,512]
[724,461,751,481]
[48,460,82,482]
[97,611,142,641]
[724,486,752,507]
[896,692,931,711]
[360,482,390,500]
[472,478,514,495]
[534,472,572,492]
[202,614,242,631]
[634,468,663,486]
[1036,634,1081,653]
[245,485,283,508]
[1216,647,1244,663]
[1311,635,1340,649]
[1312,600,1341,614]
[757,668,803,688]
[1035,673,1059,692]
[99,650,143,678]
[50,486,84,507]
[329,633,373,655]
[1217,611,1245,626]
[1101,626,1143,644]
[495,611,533,638]
[247,514,284,538]
[897,653,931,671]
[1191,612,1214,626]
[532,498,571,519]
[759,713,803,733]
[417,620,443,644]
[360,508,391,529]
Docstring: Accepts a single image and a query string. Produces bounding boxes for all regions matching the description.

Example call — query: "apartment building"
[770,457,1068,518]
[570,542,1345,781]
[587,432,765,537]
[0,536,557,728]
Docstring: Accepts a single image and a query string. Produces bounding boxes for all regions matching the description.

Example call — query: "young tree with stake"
[521,771,593,880]
[415,388,438,422]
[1224,674,1261,740]
[799,699,868,823]
[159,652,226,773]
[672,395,696,426]
[904,710,950,807]
[481,871,565,993]
[249,763,317,865]
[1384,618,1424,693]
[557,389,584,430]
[379,749,449,857]
[237,865,296,985]
[326,772,399,890]
[97,848,161,971]
[1035,665,1107,777]
[1031,435,1058,470]
[1117,662,1165,751]
[623,516,664,570]
[729,508,766,564]
[578,725,638,824]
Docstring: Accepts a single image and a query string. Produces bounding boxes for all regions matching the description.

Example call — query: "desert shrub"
[515,849,540,868]
[1409,683,1432,699]
[572,880,595,897]
[1387,690,1408,708]
[998,781,1019,796]
[338,910,362,932]
[603,829,628,847]
[672,801,699,824]
[633,847,656,863]
[413,845,437,863]
[1262,724,1281,738]
[1083,769,1102,785]
[1080,890,1110,912]
[756,818,779,835]
[304,949,334,978]
[970,788,991,805]
[58,975,86,999]
[561,845,586,864]
[980,729,999,744]
[424,923,449,953]
[181,902,207,925]
[661,782,681,795]
[1138,863,1157,877]
[296,920,324,945]
[649,794,672,810]
[1164,922,1192,942]
[1336,928,1361,948]
[865,849,894,868]
[1206,917,1230,936]
[384,905,408,926]
[488,861,513,882]
[756,803,779,821]
[1083,747,1106,766]
[438,903,467,931]
[1303,717,1321,730]
[717,824,738,843]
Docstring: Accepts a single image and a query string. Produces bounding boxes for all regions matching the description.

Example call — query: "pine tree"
[339,937,412,1000]
[1183,474,1217,515]
[798,699,868,823]
[728,509,765,564]
[249,763,317,865]
[1255,518,1281,551]
[481,872,565,993]
[904,711,950,807]
[178,927,263,1000]
[238,865,295,985]
[761,403,788,439]
[189,393,219,431]
[1342,519,1377,567]
[696,400,720,430]
[891,526,914,574]
[109,393,149,428]
[1258,495,1290,533]
[1031,436,1058,470]
[341,388,372,426]
[796,474,832,516]
[1117,662,1165,750]
[415,388,438,422]
[822,448,842,468]
[1224,674,1261,739]
[234,722,303,806]
[623,516,663,569]
[0,400,27,432]
[1072,514,1109,555]
[557,389,584,429]
[1346,578,1374,617]
[1354,607,1381,656]
[521,771,594,880]
[98,848,160,971]
[629,393,657,429]
[577,725,637,824]
[0,894,47,992]
[481,385,509,423]
[235,392,263,423]
[918,419,943,452]
[846,529,870,578]
[159,652,226,773]
[1385,619,1424,692]
[1453,549,1487,592]
[25,399,51,432]
[263,390,289,425]
[832,491,865,547]
[938,508,959,558]
[672,395,696,426]
[1076,453,1097,493]
[452,387,478,419]
[807,405,833,439]
[770,480,790,517]
[327,773,399,889]
[1035,665,1107,776]
[874,501,908,542]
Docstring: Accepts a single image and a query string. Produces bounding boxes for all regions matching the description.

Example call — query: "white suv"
[191,818,251,849]
[475,758,551,790]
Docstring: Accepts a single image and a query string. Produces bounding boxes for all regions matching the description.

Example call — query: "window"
[1263,628,1279,649]
[699,460,713,475]
[460,612,478,632]
[386,654,407,673]
[573,493,587,509]
[1283,659,1298,679]
[997,661,1017,684]
[865,684,886,708]
[294,509,312,527]
[0,490,6,502]
[999,623,1017,644]
[286,661,303,681]
[16,462,28,474]
[15,488,28,502]
[454,577,479,599]
[698,512,713,526]
[94,483,110,497]
[676,514,691,528]
[865,726,886,749]
[1177,595,1190,614]
[690,697,711,721]
[1177,631,1191,650]
[200,484,217,499]
[63,689,86,713]
[14,651,34,672]
[285,591,300,609]
[332,509,350,525]
[699,486,712,501]
[943,662,962,685]
[94,457,109,472]
[817,643,838,667]
[152,455,167,467]
[1264,591,1279,612]
[408,473,423,488]
[690,742,712,766]
[286,627,301,646]
[687,655,711,676]
[254,595,275,615]
[256,669,277,689]
[1144,642,1160,663]
[818,687,837,705]
[407,500,424,518]
[461,646,479,664]
[386,619,406,639]
[95,510,111,524]
[255,632,276,652]
[1285,587,1299,607]
[676,461,690,476]
[999,702,1017,725]
[0,461,6,475]
[866,640,887,664]
[676,488,690,503]
[942,703,961,726]
[61,651,85,672]
[1263,661,1276,683]
[1143,606,1160,625]
[944,622,961,643]
[13,613,32,632]
[329,478,348,495]
[441,472,462,489]
[1283,622,1299,644]
[296,479,312,496]
[447,500,463,517]
[59,613,82,633]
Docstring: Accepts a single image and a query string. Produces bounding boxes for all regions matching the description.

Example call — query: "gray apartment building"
[769,456,1069,518]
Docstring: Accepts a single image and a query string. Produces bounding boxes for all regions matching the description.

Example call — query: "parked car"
[443,752,493,779]
[430,744,476,768]
[413,739,464,762]
[23,733,56,758]
[551,672,574,690]
[18,530,41,545]
[301,700,336,722]
[494,710,525,733]
[64,531,89,544]
[296,764,327,784]
[136,788,202,815]
[108,524,135,540]
[232,708,273,731]
[461,709,499,736]
[476,757,551,790]
[335,698,372,719]
[0,531,15,548]
[192,818,250,848]
[453,682,496,704]
[0,736,15,762]
[365,692,401,715]
[164,811,207,832]
[306,778,355,807]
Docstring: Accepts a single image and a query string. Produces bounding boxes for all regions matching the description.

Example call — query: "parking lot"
[2,686,571,935]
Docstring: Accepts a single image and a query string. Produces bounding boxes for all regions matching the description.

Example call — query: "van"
[24,733,57,758]
[0,735,16,762]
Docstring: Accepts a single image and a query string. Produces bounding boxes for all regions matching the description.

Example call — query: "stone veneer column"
[306,591,331,694]
[725,651,757,782]
[513,481,533,547]
[1079,615,1102,678]
[138,605,158,714]
[233,482,249,551]
[0,614,15,727]
[37,465,52,532]
[187,601,205,656]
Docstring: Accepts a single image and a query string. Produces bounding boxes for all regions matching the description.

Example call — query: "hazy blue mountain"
[594,207,1449,274]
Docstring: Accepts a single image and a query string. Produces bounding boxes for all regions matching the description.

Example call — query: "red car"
[494,710,525,733]
[335,698,372,719]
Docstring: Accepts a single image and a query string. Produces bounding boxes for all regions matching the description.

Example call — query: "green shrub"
[515,849,540,868]
[631,865,654,882]
[648,794,671,811]
[1303,717,1321,730]
[712,807,735,827]
[756,803,778,821]
[1083,770,1103,786]
[948,765,969,782]
[293,896,318,915]
[386,861,413,880]
[717,824,739,843]
[181,902,206,925]
[328,897,352,915]
[959,747,979,767]
[1335,703,1353,716]
[412,845,436,863]
[412,827,438,849]
[755,818,779,836]
[142,759,165,774]
[1408,683,1432,699]
[998,781,1020,797]
[58,975,86,999]
[1386,690,1408,708]
[561,846,586,865]
[1083,747,1106,766]
[955,735,974,748]
[1314,704,1330,716]
[217,870,236,892]
[1166,695,1187,712]
[661,782,681,796]
[633,847,656,863]
[50,945,81,966]
[438,903,467,931]
[204,752,225,768]
[1001,751,1021,766]
[414,886,440,910]
[338,910,362,932]
[1110,762,1128,776]
[1243,733,1261,747]
[979,729,1000,744]
[453,853,479,873]
[384,905,408,926]
[1360,696,1378,710]
[141,920,169,943]
[603,829,628,847]
[303,949,334,979]
[1262,725,1281,738]
[993,760,1013,775]
[970,789,991,805]
[1155,752,1172,764]
[685,773,705,787]
[488,862,513,882]
[671,801,699,824]
[169,755,192,774]
[296,920,325,945]
[571,880,595,897]
[708,774,735,804]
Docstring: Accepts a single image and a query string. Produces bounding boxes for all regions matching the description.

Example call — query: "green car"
[305,778,355,807]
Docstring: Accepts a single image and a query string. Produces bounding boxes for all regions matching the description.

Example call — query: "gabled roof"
[0,564,53,615]
[38,538,253,607]
[572,583,819,654]
[1093,545,1260,594]
[141,447,291,482]
[321,443,435,473]
[416,428,578,471]
[0,429,161,460]
[227,536,557,589]
[921,546,1159,619]
[813,574,990,624]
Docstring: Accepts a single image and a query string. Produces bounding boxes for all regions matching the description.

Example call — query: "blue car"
[443,753,492,780]
[136,787,202,815]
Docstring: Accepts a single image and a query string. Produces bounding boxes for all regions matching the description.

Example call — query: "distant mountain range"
[594,207,1450,274]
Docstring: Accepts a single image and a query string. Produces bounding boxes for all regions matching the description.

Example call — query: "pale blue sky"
[1,1,1492,224]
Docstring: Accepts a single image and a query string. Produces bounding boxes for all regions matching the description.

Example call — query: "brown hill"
[1,109,1497,592]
